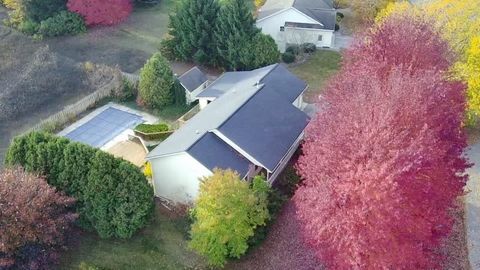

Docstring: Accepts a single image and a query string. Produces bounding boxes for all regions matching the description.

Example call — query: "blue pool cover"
[65,107,143,148]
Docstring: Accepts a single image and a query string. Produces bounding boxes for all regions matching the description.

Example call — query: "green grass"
[289,50,342,103]
[59,205,205,270]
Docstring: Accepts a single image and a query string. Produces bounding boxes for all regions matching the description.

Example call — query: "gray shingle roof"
[188,132,251,177]
[178,66,208,93]
[258,0,336,31]
[147,64,309,173]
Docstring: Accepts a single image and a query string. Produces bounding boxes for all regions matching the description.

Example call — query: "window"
[280,26,285,32]
[318,35,323,41]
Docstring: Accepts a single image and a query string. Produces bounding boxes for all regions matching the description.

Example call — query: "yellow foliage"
[350,0,396,24]
[462,37,480,122]
[254,0,266,9]
[3,0,20,10]
[423,0,480,57]
[375,1,418,24]
[143,162,152,178]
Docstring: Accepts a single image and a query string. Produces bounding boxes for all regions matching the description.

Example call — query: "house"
[146,64,309,203]
[178,66,209,104]
[256,0,336,52]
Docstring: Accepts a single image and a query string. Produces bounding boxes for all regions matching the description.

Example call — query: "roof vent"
[195,130,200,134]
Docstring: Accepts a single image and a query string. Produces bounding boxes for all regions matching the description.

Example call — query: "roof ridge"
[178,66,201,79]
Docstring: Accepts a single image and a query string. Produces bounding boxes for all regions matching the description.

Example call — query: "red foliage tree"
[294,16,469,270]
[345,14,453,75]
[67,0,132,26]
[0,167,77,269]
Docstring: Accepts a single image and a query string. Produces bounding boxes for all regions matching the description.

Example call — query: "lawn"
[289,50,342,103]
[59,202,206,270]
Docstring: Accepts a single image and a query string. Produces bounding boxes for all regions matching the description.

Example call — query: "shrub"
[282,52,295,63]
[38,10,86,37]
[247,32,280,69]
[135,123,169,133]
[301,43,317,53]
[274,166,301,197]
[285,45,300,55]
[0,167,77,269]
[4,132,155,239]
[139,53,176,109]
[114,78,137,102]
[67,0,132,26]
[18,19,39,35]
[23,0,68,22]
[189,169,270,267]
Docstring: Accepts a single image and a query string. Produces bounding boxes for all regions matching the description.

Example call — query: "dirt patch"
[0,27,97,165]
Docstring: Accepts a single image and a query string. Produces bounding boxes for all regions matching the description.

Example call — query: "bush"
[335,23,340,31]
[286,45,300,55]
[18,19,39,35]
[4,132,154,239]
[139,53,176,109]
[135,123,169,133]
[189,170,270,267]
[114,78,137,102]
[282,52,296,63]
[301,43,317,53]
[337,12,345,19]
[38,11,86,37]
[0,167,77,269]
[275,166,301,197]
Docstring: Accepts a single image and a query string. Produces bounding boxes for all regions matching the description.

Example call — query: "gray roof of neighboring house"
[197,65,274,99]
[147,64,309,173]
[258,0,336,31]
[178,66,208,93]
[188,132,251,177]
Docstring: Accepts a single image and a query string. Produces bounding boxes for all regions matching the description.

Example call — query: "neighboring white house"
[256,0,336,52]
[178,66,209,104]
[146,64,309,203]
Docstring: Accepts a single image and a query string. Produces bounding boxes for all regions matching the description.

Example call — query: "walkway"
[466,143,480,269]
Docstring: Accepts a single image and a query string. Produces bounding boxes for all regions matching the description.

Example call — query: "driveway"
[334,33,354,51]
[466,142,480,269]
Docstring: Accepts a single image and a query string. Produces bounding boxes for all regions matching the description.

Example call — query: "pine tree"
[138,53,176,109]
[214,0,258,70]
[168,0,219,65]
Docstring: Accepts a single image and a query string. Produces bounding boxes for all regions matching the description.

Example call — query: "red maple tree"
[294,16,469,269]
[67,0,133,26]
[0,167,77,269]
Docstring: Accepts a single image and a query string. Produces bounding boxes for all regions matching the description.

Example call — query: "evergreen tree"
[138,53,176,109]
[214,0,258,70]
[168,0,219,65]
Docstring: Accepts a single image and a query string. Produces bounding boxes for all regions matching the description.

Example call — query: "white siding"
[256,8,334,52]
[186,82,209,104]
[150,152,212,203]
[284,27,334,48]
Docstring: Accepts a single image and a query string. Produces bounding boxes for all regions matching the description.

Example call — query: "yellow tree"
[460,37,480,122]
[351,0,396,25]
[189,169,269,267]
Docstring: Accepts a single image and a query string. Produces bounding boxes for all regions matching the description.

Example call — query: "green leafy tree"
[189,169,269,267]
[214,0,258,70]
[246,33,280,69]
[23,0,67,22]
[5,132,154,239]
[167,0,220,65]
[139,53,176,109]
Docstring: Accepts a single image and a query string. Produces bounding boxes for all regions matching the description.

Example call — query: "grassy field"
[290,50,342,103]
[59,203,205,270]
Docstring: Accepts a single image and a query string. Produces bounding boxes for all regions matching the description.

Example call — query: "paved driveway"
[334,33,354,51]
[466,143,480,269]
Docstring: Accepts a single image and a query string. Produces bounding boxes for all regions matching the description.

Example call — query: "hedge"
[4,132,154,239]
[135,123,169,133]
